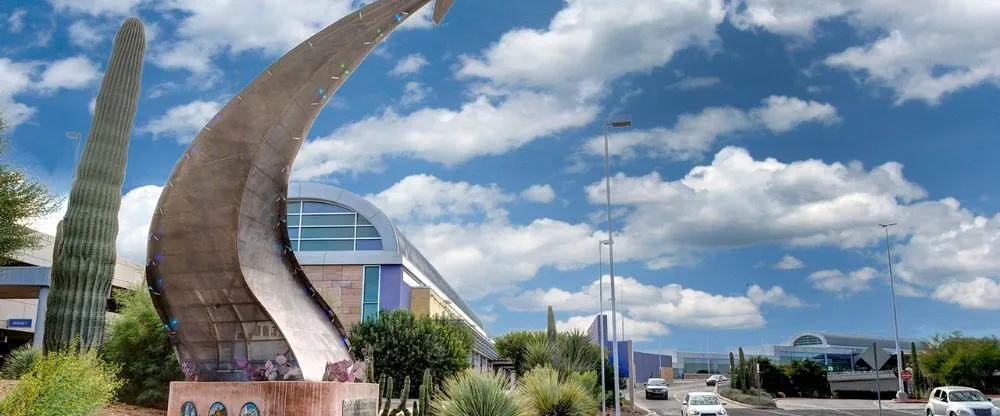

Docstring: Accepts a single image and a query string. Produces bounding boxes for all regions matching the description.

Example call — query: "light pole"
[880,222,906,400]
[66,132,82,180]
[603,115,631,416]
[598,239,611,416]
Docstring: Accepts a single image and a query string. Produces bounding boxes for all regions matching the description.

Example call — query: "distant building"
[586,315,672,383]
[287,182,498,370]
[0,231,145,355]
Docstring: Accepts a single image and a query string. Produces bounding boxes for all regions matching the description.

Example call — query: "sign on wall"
[7,319,32,328]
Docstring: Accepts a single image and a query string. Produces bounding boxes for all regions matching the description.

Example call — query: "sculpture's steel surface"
[47,17,146,353]
[146,0,448,381]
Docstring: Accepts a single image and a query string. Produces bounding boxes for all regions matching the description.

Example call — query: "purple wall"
[378,265,406,310]
[633,351,673,383]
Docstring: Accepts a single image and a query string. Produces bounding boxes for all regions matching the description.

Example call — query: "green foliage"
[553,331,601,376]
[729,352,736,380]
[910,341,923,397]
[381,376,395,416]
[754,358,792,396]
[418,368,431,416]
[350,309,474,395]
[0,345,122,416]
[45,17,146,353]
[546,306,557,344]
[517,366,596,416]
[717,386,776,408]
[101,286,182,409]
[431,370,521,416]
[922,333,1000,393]
[785,360,830,398]
[736,347,747,390]
[0,118,61,267]
[495,330,547,376]
[0,345,39,380]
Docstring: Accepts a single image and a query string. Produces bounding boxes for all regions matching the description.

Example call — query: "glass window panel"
[300,227,354,239]
[287,227,299,239]
[302,201,352,214]
[299,240,354,251]
[363,266,380,303]
[362,304,378,321]
[357,216,372,225]
[287,215,299,226]
[287,201,301,213]
[301,214,355,226]
[356,226,380,238]
[355,239,383,251]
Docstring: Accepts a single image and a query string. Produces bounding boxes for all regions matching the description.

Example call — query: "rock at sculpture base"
[167,381,378,416]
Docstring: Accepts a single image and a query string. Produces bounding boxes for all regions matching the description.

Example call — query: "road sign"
[901,370,912,381]
[7,319,31,328]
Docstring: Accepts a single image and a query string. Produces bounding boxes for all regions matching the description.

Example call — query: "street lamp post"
[66,132,82,180]
[598,239,611,416]
[603,115,631,416]
[880,223,906,400]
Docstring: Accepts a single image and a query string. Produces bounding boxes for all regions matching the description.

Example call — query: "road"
[634,381,927,416]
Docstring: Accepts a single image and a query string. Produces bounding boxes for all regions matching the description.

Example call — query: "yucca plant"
[431,370,520,416]
[0,345,38,380]
[517,366,596,416]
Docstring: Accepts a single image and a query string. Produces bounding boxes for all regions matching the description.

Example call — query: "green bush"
[922,333,1000,393]
[495,331,546,377]
[717,386,776,408]
[786,360,830,398]
[517,366,596,416]
[0,346,122,416]
[754,358,792,396]
[101,286,183,409]
[0,345,38,380]
[431,370,520,416]
[350,309,474,394]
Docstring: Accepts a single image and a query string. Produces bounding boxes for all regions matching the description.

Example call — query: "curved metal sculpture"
[146,0,454,381]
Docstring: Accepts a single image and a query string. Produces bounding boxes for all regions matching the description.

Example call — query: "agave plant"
[431,370,521,416]
[517,366,595,416]
[0,345,38,380]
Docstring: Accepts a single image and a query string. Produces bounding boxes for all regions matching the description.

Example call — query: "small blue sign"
[8,319,31,328]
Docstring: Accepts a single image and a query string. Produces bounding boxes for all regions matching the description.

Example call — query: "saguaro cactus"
[44,17,146,352]
[546,305,557,344]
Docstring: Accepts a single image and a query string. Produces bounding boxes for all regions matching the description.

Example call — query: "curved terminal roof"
[288,182,487,333]
[787,331,927,350]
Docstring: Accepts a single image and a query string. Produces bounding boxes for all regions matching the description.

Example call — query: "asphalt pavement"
[633,380,927,416]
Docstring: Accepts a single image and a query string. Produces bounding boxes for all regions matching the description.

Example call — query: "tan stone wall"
[409,287,457,320]
[302,265,364,331]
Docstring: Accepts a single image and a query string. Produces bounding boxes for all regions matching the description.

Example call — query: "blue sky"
[4,0,1000,354]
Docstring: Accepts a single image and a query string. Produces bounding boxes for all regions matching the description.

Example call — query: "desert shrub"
[717,386,776,408]
[102,286,183,409]
[517,366,596,416]
[495,331,547,376]
[0,345,38,380]
[0,346,122,416]
[432,369,520,416]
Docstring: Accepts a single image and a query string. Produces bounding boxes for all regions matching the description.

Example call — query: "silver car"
[926,387,999,416]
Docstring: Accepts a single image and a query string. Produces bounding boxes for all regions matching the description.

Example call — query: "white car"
[682,392,728,416]
[926,387,1000,416]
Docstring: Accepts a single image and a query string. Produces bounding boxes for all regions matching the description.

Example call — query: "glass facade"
[286,200,383,251]
[362,266,380,321]
[793,335,824,346]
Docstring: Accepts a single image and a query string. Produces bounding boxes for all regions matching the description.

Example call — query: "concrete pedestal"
[167,381,378,415]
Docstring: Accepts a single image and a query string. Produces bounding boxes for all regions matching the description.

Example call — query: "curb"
[633,402,657,416]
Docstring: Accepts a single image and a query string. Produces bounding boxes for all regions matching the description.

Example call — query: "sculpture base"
[167,381,378,415]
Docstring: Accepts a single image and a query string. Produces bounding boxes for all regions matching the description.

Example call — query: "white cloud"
[894,281,926,298]
[47,0,142,16]
[557,314,670,342]
[68,21,105,48]
[932,278,1000,310]
[729,0,1000,104]
[37,56,100,91]
[746,284,805,307]
[7,9,26,33]
[504,276,768,330]
[583,96,839,160]
[774,254,804,270]
[293,92,599,178]
[389,53,429,76]
[667,76,721,90]
[365,174,513,223]
[521,184,556,203]
[117,185,162,263]
[140,100,222,143]
[808,267,879,297]
[401,81,430,106]
[26,196,68,236]
[0,58,38,128]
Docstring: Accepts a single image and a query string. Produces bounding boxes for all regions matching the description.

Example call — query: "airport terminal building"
[286,182,498,369]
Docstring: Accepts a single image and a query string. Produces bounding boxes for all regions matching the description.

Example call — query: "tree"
[786,360,830,398]
[101,285,182,409]
[921,333,1000,393]
[0,115,61,266]
[496,330,546,377]
[754,357,792,396]
[349,309,474,392]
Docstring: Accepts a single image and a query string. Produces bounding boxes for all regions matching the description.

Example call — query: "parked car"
[706,375,728,386]
[682,392,728,416]
[926,387,1000,416]
[645,378,669,400]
